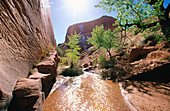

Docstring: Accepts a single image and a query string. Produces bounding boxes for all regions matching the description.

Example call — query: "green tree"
[96,0,170,44]
[66,31,81,66]
[87,25,118,60]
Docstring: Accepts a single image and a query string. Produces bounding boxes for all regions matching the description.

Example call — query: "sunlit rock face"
[64,16,117,50]
[0,0,56,95]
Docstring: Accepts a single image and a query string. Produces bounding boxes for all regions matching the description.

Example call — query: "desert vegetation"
[96,0,170,45]
[81,0,170,81]
[59,32,84,77]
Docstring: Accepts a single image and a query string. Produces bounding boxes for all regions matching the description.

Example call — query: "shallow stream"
[42,72,130,111]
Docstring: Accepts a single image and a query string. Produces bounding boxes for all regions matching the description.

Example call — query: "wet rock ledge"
[8,48,59,111]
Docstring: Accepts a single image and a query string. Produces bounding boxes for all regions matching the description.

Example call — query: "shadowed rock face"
[61,16,117,50]
[0,0,56,95]
[129,47,157,62]
[8,48,59,111]
[8,78,45,111]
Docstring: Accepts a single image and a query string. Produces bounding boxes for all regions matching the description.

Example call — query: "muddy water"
[43,72,130,111]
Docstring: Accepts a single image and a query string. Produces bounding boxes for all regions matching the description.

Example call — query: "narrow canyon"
[0,0,170,111]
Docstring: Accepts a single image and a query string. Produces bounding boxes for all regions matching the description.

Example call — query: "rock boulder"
[129,47,157,62]
[8,48,59,110]
[147,51,170,60]
[8,78,45,111]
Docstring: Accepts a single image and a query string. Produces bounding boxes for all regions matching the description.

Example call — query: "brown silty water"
[43,72,130,111]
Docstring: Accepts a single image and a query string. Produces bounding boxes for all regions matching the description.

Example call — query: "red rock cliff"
[0,0,56,94]
[64,16,117,49]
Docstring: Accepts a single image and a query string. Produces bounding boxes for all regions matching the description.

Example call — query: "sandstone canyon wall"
[8,48,59,111]
[0,0,56,94]
[60,16,117,50]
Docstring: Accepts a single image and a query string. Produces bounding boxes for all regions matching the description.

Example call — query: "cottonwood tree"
[96,0,170,45]
[87,25,118,60]
[66,31,81,67]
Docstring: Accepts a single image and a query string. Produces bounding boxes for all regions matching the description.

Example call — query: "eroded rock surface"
[116,50,170,82]
[129,46,157,62]
[8,78,44,111]
[8,48,59,111]
[0,0,56,95]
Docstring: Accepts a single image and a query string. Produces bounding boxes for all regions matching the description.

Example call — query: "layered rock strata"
[0,0,56,96]
[8,48,59,111]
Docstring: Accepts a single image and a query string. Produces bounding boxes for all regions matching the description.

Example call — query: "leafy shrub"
[99,55,107,68]
[33,60,40,68]
[60,68,84,77]
[99,55,115,69]
[102,68,117,80]
[29,69,33,74]
[56,46,63,56]
[60,57,68,65]
[92,59,98,67]
[41,45,54,59]
[154,33,165,43]
[107,60,115,68]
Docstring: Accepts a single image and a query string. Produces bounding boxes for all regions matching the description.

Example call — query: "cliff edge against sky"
[59,16,117,51]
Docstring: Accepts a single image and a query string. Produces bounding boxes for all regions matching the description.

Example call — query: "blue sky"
[49,0,170,44]
[49,0,117,44]
[163,0,170,8]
